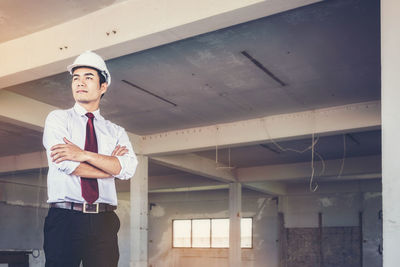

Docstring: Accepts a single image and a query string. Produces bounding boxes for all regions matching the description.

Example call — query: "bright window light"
[241,218,252,248]
[173,220,191,247]
[211,219,229,248]
[192,219,211,247]
[172,218,253,248]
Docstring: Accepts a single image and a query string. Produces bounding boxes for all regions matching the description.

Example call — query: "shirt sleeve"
[43,110,80,175]
[113,127,138,180]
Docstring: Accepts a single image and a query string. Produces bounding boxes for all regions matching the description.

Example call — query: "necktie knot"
[86,112,95,119]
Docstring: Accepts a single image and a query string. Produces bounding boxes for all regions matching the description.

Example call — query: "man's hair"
[72,66,107,98]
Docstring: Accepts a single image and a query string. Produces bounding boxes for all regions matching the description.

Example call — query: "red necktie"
[81,112,99,204]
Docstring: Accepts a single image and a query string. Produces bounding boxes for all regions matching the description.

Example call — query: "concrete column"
[229,182,242,267]
[382,1,400,266]
[130,155,148,267]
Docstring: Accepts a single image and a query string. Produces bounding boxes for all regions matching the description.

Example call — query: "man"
[42,51,138,267]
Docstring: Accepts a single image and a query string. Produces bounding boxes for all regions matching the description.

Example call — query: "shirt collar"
[73,103,104,120]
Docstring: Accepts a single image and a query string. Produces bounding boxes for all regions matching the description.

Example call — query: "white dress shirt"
[43,103,138,206]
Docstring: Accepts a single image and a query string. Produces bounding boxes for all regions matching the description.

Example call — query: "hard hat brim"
[67,63,111,86]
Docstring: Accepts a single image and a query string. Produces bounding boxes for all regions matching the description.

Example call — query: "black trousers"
[43,207,120,267]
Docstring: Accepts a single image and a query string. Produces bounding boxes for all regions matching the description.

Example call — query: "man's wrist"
[83,150,92,162]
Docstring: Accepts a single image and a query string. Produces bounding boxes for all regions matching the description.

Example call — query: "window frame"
[171,217,253,249]
[172,219,192,248]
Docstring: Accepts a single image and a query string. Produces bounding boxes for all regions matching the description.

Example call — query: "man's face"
[71,67,107,105]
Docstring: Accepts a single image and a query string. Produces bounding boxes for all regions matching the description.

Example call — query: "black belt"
[50,202,116,214]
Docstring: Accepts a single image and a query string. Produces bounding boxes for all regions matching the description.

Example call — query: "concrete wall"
[362,191,382,267]
[0,170,48,266]
[382,1,400,266]
[147,180,382,267]
[281,181,382,267]
[0,171,383,267]
[147,189,279,267]
[0,172,132,267]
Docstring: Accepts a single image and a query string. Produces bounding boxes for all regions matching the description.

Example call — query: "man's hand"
[50,137,88,163]
[51,138,129,163]
[111,145,129,157]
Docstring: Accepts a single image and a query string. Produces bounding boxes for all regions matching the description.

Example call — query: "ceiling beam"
[149,184,229,193]
[151,154,236,183]
[138,101,381,155]
[242,181,287,195]
[0,91,380,157]
[123,174,286,194]
[0,0,320,89]
[149,176,287,195]
[0,90,57,131]
[0,151,47,174]
[116,173,226,193]
[237,155,381,182]
[0,90,142,147]
[0,151,381,190]
[149,173,223,189]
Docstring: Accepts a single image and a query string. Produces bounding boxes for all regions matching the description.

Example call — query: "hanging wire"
[215,126,220,168]
[215,124,236,170]
[260,118,325,192]
[215,146,236,170]
[260,118,320,153]
[215,143,218,165]
[309,132,318,192]
[337,134,347,178]
[228,147,231,167]
[315,151,326,177]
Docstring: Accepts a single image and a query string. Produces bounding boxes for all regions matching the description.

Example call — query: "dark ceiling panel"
[0,120,43,157]
[196,130,381,168]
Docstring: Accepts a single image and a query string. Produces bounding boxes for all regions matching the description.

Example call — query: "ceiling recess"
[241,50,286,87]
[259,144,281,154]
[122,79,177,107]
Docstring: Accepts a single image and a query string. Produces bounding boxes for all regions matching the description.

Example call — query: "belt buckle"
[83,202,99,214]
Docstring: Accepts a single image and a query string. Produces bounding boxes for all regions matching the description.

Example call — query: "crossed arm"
[50,137,128,178]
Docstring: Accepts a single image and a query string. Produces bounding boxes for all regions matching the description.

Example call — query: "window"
[173,220,191,247]
[241,218,252,248]
[211,219,229,248]
[172,218,253,248]
[192,219,211,247]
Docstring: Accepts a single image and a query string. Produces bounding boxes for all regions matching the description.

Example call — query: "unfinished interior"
[0,0,394,266]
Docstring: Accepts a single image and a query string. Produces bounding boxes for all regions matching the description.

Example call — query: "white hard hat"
[67,51,111,86]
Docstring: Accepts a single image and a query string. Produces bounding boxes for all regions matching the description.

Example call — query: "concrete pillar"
[382,1,400,266]
[130,155,148,267]
[229,182,242,267]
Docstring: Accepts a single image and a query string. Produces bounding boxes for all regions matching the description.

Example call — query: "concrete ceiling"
[196,130,381,168]
[0,121,43,156]
[5,0,380,135]
[0,0,128,43]
[0,0,381,194]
